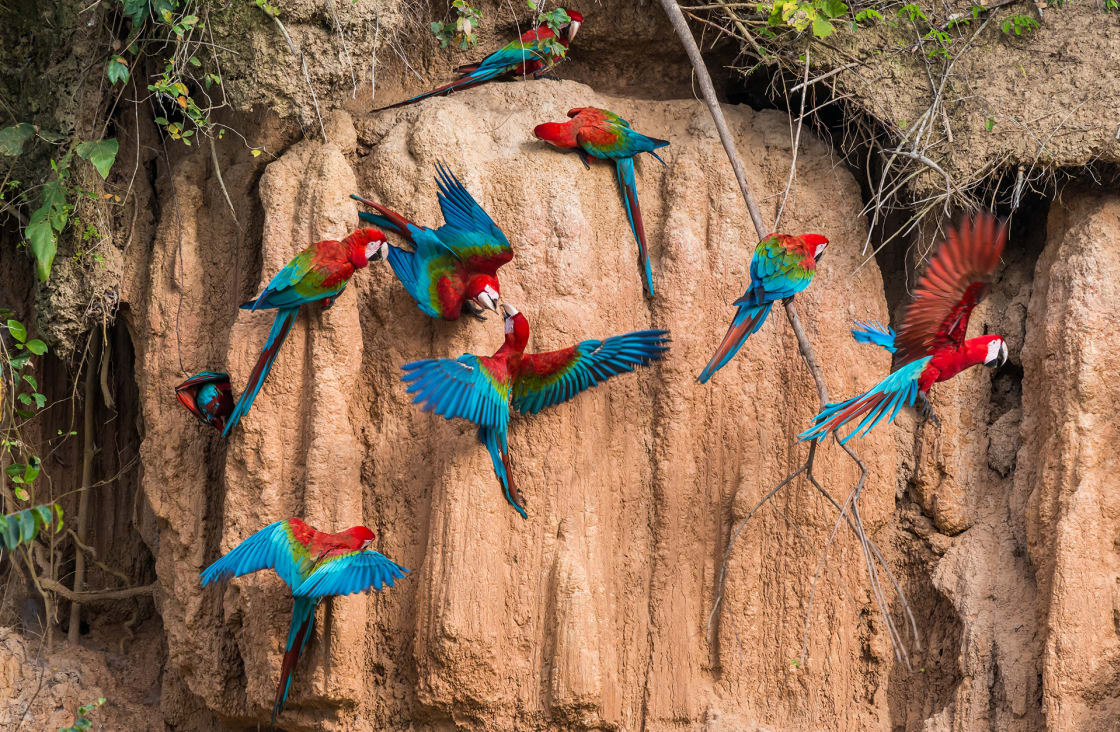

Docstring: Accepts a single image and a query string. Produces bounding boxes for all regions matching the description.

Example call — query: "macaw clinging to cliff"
[200,518,407,726]
[401,304,669,518]
[222,228,388,436]
[697,232,830,384]
[800,213,1009,443]
[534,107,669,296]
[376,10,584,111]
[175,371,235,432]
[351,164,512,321]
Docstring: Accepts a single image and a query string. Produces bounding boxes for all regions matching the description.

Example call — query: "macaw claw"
[918,392,940,427]
[463,300,489,321]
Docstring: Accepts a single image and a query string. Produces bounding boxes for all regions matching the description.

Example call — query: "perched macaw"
[533,107,669,296]
[222,228,388,436]
[175,371,234,432]
[800,213,1008,443]
[698,232,830,384]
[401,304,669,518]
[352,164,512,321]
[376,10,584,111]
[200,518,407,726]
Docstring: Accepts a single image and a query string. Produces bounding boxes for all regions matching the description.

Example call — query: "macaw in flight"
[533,107,669,296]
[376,10,584,111]
[698,232,829,384]
[200,518,407,727]
[800,213,1008,443]
[352,163,512,321]
[175,371,234,432]
[401,304,669,518]
[222,228,388,437]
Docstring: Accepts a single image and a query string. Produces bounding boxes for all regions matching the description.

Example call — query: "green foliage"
[985,117,996,132]
[527,1,572,59]
[431,0,482,50]
[59,696,105,732]
[3,316,50,500]
[107,55,130,84]
[0,124,36,156]
[75,139,119,180]
[1000,14,1039,34]
[1107,0,1118,11]
[24,158,73,283]
[0,504,62,553]
[768,0,850,38]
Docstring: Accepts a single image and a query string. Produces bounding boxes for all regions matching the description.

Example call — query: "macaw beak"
[567,20,580,41]
[476,291,499,313]
[985,341,1008,368]
[375,242,389,262]
[501,303,518,319]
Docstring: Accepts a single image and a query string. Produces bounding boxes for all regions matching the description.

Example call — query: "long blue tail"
[697,302,772,384]
[615,157,654,297]
[798,356,931,444]
[223,308,298,437]
[357,210,398,234]
[272,596,318,727]
[374,67,504,111]
[479,427,526,519]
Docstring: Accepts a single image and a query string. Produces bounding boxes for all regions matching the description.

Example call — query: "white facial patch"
[815,242,828,258]
[986,338,1005,364]
[505,317,515,335]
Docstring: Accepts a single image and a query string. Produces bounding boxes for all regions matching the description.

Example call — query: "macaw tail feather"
[851,319,897,353]
[384,243,421,302]
[480,427,526,519]
[352,196,416,243]
[798,357,930,444]
[373,69,500,112]
[697,303,772,384]
[615,157,654,297]
[273,597,318,727]
[223,307,299,437]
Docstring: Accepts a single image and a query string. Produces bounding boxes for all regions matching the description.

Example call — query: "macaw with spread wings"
[800,213,1008,443]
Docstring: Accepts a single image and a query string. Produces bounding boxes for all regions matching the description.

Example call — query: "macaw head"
[533,121,578,149]
[466,275,501,314]
[175,372,234,431]
[801,233,829,261]
[501,303,531,351]
[562,9,583,41]
[343,525,376,550]
[977,334,1008,368]
[343,227,389,268]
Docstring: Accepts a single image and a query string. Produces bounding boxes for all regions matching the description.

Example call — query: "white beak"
[501,303,519,318]
[567,20,580,40]
[367,241,389,262]
[476,291,498,312]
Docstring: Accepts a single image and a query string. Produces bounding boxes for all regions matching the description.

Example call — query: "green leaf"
[13,486,29,501]
[17,393,31,406]
[985,117,996,132]
[9,353,29,370]
[811,17,835,37]
[17,509,37,545]
[54,504,64,533]
[1,515,16,550]
[75,139,118,180]
[7,319,27,343]
[32,393,45,409]
[820,0,848,18]
[25,339,46,355]
[122,0,149,25]
[189,55,201,67]
[107,56,130,85]
[22,374,38,390]
[0,124,35,156]
[25,218,56,283]
[31,504,51,529]
[42,179,68,232]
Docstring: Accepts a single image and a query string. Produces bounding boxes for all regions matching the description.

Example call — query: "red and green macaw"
[222,228,388,436]
[175,371,234,432]
[401,304,669,518]
[800,213,1008,443]
[352,164,512,321]
[200,518,407,726]
[698,232,829,384]
[376,10,584,111]
[533,107,669,296]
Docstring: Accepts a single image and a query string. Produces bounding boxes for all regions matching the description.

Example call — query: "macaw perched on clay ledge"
[534,107,669,296]
[222,228,388,437]
[352,163,512,321]
[698,232,830,384]
[175,371,234,432]
[200,518,407,727]
[800,212,1008,444]
[401,304,669,518]
[375,9,584,111]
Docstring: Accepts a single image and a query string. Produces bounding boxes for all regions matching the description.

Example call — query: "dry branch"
[659,0,915,666]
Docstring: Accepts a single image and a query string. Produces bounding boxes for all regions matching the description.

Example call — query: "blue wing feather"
[200,520,306,590]
[851,320,897,353]
[401,355,510,430]
[293,550,409,598]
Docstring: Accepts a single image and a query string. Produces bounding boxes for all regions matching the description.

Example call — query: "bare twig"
[68,330,99,645]
[658,0,767,238]
[209,138,242,231]
[775,49,809,229]
[301,52,328,143]
[43,579,155,602]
